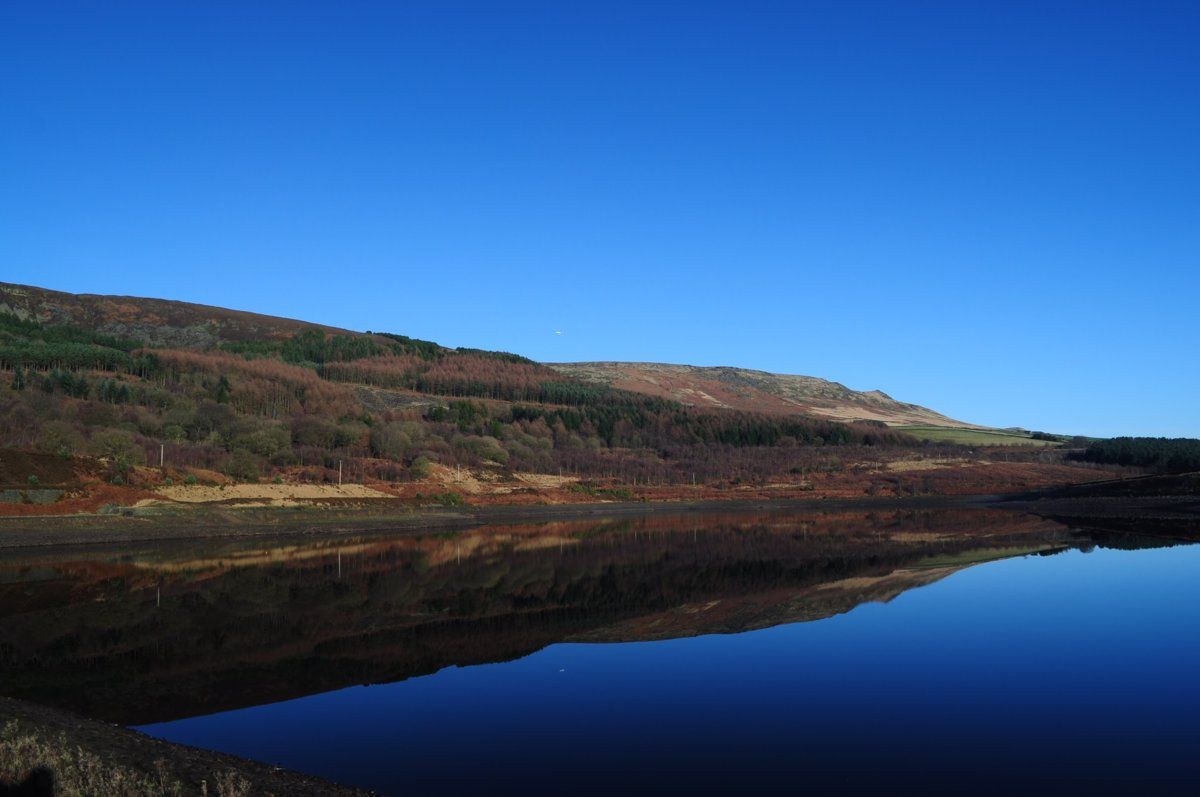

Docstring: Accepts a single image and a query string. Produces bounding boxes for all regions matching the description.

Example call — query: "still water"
[2,508,1198,795]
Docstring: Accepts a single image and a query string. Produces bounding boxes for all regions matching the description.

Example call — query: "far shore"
[0,492,1009,549]
[2,470,1190,552]
[2,477,1197,549]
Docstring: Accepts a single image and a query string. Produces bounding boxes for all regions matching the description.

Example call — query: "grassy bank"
[0,698,368,796]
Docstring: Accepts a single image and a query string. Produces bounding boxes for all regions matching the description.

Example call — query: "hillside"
[0,281,351,348]
[0,282,1106,516]
[0,282,936,503]
[548,362,980,428]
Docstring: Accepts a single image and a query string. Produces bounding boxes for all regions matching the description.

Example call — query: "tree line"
[1069,437,1200,473]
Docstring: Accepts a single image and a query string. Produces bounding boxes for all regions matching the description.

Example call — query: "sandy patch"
[419,468,580,495]
[513,535,581,552]
[884,458,974,473]
[512,472,579,489]
[154,483,393,503]
[425,463,509,495]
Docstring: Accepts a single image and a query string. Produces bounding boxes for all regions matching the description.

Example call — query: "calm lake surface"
[2,507,1199,795]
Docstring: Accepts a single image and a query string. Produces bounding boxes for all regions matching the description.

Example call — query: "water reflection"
[0,507,1105,725]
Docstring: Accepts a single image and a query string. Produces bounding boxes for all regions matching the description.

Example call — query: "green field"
[897,425,1062,447]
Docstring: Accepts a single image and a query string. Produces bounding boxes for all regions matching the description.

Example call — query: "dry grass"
[153,483,393,503]
[884,458,975,472]
[0,720,249,797]
[512,471,579,489]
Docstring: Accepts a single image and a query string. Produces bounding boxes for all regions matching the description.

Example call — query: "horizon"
[3,2,1198,437]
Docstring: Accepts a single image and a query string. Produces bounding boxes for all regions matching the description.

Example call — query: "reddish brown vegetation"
[0,449,86,487]
[0,282,1113,518]
[154,349,360,418]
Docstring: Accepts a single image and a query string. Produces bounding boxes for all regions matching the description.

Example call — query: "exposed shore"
[0,696,370,796]
[0,492,1001,549]
[4,469,1198,550]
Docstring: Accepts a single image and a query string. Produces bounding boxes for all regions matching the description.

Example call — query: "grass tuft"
[0,720,250,797]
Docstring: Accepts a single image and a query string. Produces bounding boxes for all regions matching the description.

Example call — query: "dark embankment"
[997,472,1200,539]
[0,696,370,796]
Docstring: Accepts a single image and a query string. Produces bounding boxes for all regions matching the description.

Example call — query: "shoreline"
[0,696,370,796]
[0,493,1006,550]
[4,484,1197,552]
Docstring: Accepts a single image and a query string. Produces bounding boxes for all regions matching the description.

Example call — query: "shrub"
[160,424,187,442]
[458,435,509,465]
[89,429,143,469]
[333,420,369,448]
[224,449,262,481]
[370,422,413,459]
[37,420,85,457]
[290,416,340,448]
[410,455,432,479]
[232,425,291,458]
[433,491,464,506]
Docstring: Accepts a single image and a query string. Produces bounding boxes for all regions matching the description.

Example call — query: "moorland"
[7,281,1189,530]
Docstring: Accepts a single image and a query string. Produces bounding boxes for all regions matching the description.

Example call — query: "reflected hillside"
[0,508,1081,725]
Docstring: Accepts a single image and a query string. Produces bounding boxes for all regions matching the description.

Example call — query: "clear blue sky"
[2,1,1197,437]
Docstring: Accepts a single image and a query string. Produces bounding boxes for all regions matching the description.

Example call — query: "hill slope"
[0,281,351,348]
[548,362,981,428]
[1,282,928,506]
[2,283,976,429]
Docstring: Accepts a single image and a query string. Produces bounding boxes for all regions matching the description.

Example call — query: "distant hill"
[1,283,973,430]
[0,282,352,348]
[0,282,923,497]
[547,362,981,429]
